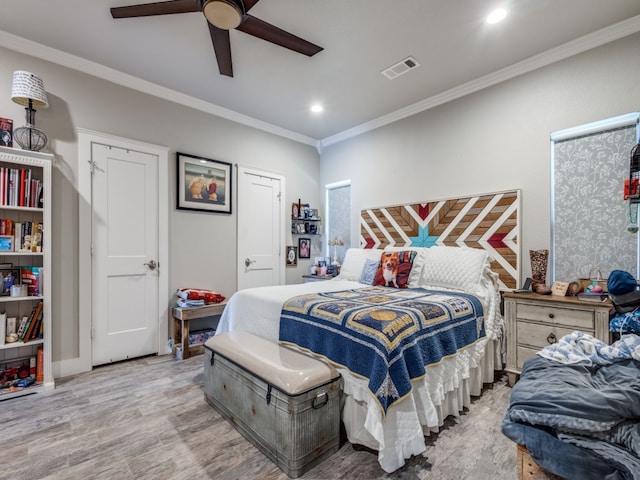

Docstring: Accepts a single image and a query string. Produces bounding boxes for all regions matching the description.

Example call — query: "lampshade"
[11,71,49,109]
[203,0,243,30]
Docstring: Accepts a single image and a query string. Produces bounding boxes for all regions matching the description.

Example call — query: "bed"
[501,332,640,480]
[216,245,506,473]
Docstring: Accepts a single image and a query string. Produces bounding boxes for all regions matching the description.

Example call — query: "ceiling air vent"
[381,56,420,80]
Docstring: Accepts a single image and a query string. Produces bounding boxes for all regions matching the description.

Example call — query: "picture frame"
[0,268,20,296]
[0,117,13,148]
[0,235,13,252]
[286,246,298,267]
[176,152,232,214]
[292,203,300,219]
[298,238,311,259]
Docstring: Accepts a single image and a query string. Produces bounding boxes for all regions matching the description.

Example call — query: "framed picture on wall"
[298,238,310,259]
[176,152,232,214]
[286,245,298,267]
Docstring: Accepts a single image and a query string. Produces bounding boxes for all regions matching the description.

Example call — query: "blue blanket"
[502,334,640,480]
[279,286,485,413]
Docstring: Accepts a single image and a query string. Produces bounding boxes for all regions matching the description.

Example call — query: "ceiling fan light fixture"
[203,0,243,30]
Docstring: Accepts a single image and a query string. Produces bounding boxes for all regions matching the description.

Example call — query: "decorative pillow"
[176,288,226,304]
[359,258,380,285]
[337,248,384,281]
[383,246,428,288]
[373,250,416,288]
[420,246,491,293]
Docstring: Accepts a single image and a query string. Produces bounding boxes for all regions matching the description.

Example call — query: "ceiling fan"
[111,0,323,77]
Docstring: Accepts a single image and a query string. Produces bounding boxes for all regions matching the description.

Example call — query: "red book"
[19,168,25,207]
[36,348,44,383]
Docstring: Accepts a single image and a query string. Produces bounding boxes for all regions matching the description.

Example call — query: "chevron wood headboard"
[360,190,520,289]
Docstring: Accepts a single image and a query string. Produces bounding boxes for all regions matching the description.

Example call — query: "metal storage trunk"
[204,332,342,478]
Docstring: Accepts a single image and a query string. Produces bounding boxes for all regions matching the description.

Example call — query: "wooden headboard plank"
[360,190,521,289]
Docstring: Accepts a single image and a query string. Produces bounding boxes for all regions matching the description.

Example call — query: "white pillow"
[338,248,384,281]
[420,246,491,293]
[383,246,428,288]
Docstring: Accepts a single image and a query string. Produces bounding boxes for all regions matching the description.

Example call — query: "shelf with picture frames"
[291,202,321,235]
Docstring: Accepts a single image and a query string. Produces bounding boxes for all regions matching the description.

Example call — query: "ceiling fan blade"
[237,15,323,57]
[208,23,234,77]
[111,0,200,19]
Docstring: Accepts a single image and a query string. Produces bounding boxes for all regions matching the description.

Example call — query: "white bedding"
[216,276,503,473]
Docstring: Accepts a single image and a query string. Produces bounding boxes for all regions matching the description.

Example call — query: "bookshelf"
[0,146,52,400]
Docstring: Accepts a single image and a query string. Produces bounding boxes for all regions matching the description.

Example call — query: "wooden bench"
[517,445,565,480]
[171,301,227,359]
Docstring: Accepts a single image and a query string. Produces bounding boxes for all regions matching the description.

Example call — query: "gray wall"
[0,46,320,372]
[319,32,640,283]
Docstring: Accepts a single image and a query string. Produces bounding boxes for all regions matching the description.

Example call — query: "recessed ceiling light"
[486,8,507,24]
[310,104,323,113]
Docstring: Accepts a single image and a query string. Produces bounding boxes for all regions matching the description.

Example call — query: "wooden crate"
[517,445,565,480]
[171,301,227,359]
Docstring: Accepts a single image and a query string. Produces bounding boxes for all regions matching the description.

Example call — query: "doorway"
[236,166,285,290]
[72,130,169,374]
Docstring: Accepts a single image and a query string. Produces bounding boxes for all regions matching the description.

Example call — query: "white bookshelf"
[0,146,53,400]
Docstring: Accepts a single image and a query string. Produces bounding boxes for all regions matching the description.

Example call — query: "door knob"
[144,260,157,271]
[245,258,256,268]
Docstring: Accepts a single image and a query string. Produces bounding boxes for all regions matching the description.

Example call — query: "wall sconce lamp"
[11,71,49,152]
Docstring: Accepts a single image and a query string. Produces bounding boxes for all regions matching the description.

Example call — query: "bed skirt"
[339,336,502,473]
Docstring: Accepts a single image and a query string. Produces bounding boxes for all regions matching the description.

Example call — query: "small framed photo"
[0,236,13,252]
[0,268,20,295]
[176,152,232,214]
[292,203,300,218]
[296,223,306,234]
[0,118,13,147]
[286,246,298,267]
[298,238,311,259]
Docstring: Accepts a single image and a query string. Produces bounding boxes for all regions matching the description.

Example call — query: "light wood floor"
[0,354,517,480]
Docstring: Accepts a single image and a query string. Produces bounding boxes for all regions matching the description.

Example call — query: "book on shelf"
[20,266,41,296]
[15,315,30,339]
[27,302,44,342]
[22,302,43,342]
[577,292,608,302]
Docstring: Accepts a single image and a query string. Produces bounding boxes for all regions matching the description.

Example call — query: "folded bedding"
[502,333,640,480]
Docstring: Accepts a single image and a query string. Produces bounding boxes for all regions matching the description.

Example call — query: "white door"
[237,167,284,290]
[91,144,159,365]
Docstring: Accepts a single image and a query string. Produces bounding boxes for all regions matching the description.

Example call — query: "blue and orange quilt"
[279,286,485,413]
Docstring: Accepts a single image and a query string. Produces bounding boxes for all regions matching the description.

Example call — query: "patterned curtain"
[553,122,639,283]
[327,183,351,264]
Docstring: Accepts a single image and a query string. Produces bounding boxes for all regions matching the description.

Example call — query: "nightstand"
[503,292,613,386]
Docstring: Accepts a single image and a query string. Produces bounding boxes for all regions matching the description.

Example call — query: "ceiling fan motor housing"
[203,0,244,30]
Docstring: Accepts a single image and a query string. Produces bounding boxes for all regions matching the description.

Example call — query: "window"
[325,180,351,265]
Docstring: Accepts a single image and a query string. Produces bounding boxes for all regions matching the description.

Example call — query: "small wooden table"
[171,301,227,359]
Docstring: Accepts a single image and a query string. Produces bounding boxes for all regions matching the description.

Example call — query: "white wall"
[319,32,640,282]
[0,46,320,374]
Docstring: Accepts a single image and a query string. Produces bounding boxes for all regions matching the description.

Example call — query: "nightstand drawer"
[516,303,594,330]
[516,321,583,351]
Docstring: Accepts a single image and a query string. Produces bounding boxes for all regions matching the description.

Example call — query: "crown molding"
[2,14,640,152]
[319,14,640,149]
[0,30,318,147]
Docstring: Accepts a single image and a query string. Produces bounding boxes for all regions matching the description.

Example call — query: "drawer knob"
[548,313,554,319]
[547,333,557,344]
